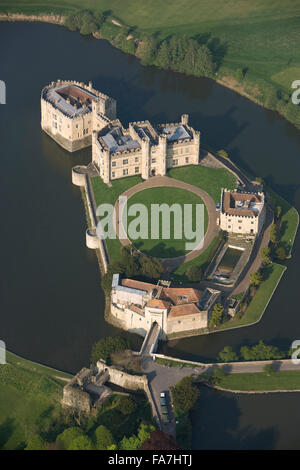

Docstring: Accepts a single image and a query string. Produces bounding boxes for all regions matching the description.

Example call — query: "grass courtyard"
[126,186,208,258]
[168,166,237,203]
[90,165,235,262]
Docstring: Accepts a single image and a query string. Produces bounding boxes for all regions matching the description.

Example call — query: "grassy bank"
[211,370,300,391]
[0,352,72,450]
[171,234,222,283]
[217,263,286,331]
[1,1,300,129]
[267,187,299,257]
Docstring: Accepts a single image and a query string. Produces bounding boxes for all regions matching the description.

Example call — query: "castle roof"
[44,84,97,118]
[222,190,264,218]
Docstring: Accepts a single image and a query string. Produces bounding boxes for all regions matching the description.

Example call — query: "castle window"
[238,220,242,223]
[186,147,190,153]
[152,158,156,163]
[239,226,242,230]
[112,171,115,178]
[112,161,116,167]
[251,221,254,224]
[123,159,128,165]
[52,114,57,120]
[135,157,139,162]
[228,225,231,229]
[185,157,189,163]
[135,167,139,173]
[173,159,178,165]
[76,124,78,128]
[123,169,128,176]
[52,122,57,129]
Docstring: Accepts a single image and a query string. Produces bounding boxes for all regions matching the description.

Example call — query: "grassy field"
[267,187,299,256]
[1,0,300,100]
[126,186,208,258]
[214,370,300,391]
[217,263,286,331]
[0,352,72,450]
[168,166,237,203]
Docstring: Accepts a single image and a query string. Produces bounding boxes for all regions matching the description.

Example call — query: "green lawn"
[215,370,300,391]
[126,186,207,258]
[0,352,72,450]
[91,175,142,261]
[267,187,299,256]
[171,234,222,283]
[168,165,237,203]
[217,263,286,331]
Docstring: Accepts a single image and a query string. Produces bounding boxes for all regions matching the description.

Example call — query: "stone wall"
[63,382,91,413]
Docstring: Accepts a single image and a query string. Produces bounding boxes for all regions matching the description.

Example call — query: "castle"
[219,189,265,235]
[41,80,200,183]
[111,274,220,338]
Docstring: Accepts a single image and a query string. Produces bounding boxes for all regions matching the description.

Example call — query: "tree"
[186,265,202,282]
[68,435,93,450]
[218,346,239,362]
[90,336,131,364]
[141,430,182,450]
[263,363,276,376]
[249,271,263,287]
[25,434,46,450]
[116,397,137,415]
[56,427,85,450]
[270,224,279,244]
[218,149,229,159]
[170,376,199,414]
[120,435,141,450]
[210,366,227,384]
[208,303,224,328]
[240,340,285,361]
[156,41,172,69]
[276,246,286,261]
[137,423,155,443]
[276,205,282,220]
[139,255,164,279]
[260,246,271,265]
[94,425,116,450]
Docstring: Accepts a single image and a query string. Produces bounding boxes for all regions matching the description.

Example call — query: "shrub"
[170,376,199,414]
[91,336,131,364]
[116,397,137,415]
[186,265,202,282]
[94,425,116,450]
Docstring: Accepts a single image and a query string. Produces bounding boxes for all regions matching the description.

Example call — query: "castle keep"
[41,80,116,152]
[41,80,200,182]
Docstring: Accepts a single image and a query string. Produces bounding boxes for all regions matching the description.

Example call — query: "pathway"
[114,175,219,275]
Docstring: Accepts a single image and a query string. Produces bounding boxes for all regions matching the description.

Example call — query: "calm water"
[1,21,300,449]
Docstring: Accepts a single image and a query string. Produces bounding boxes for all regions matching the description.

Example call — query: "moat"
[1,21,300,449]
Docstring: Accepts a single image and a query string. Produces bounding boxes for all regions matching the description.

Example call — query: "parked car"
[216,202,221,211]
[160,391,167,406]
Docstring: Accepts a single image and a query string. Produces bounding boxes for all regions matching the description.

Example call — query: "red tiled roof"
[168,303,200,318]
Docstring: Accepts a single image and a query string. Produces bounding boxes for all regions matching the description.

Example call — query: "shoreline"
[0,13,299,133]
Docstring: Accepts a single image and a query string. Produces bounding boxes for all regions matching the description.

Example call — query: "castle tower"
[141,139,151,180]
[158,134,167,176]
